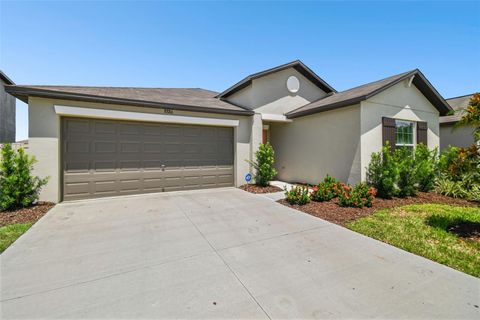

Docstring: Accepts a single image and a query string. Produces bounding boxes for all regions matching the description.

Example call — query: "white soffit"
[261,113,292,122]
[54,105,240,127]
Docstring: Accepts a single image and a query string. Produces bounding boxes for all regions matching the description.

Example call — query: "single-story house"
[5,60,451,202]
[0,70,16,143]
[439,94,476,150]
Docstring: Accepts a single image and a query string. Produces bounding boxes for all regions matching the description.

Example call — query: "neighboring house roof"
[286,69,452,118]
[0,70,15,85]
[5,85,254,116]
[440,94,473,124]
[216,60,337,99]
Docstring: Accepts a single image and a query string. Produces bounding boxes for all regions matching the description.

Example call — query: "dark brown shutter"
[382,117,396,152]
[417,121,428,146]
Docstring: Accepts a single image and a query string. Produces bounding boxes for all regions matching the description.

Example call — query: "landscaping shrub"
[395,147,417,197]
[247,142,278,187]
[438,144,479,181]
[366,143,398,199]
[337,183,376,208]
[0,144,49,211]
[468,184,480,202]
[414,144,438,192]
[436,144,480,201]
[284,186,310,205]
[356,183,377,207]
[310,175,340,202]
[434,177,467,198]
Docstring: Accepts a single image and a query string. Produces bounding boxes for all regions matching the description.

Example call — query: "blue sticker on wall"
[245,173,252,183]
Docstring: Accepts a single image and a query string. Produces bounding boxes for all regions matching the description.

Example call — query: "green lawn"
[348,204,480,277]
[0,223,33,253]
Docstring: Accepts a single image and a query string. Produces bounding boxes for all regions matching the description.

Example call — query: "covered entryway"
[61,117,234,201]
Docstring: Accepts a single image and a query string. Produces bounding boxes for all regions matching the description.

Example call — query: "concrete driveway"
[1,188,478,319]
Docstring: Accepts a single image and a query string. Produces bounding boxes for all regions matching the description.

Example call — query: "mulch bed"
[239,184,283,194]
[278,192,478,226]
[447,222,480,241]
[0,202,55,227]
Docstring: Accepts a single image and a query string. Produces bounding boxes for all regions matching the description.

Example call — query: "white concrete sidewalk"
[1,188,478,319]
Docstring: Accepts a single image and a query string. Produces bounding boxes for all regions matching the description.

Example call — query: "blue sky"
[1,1,479,141]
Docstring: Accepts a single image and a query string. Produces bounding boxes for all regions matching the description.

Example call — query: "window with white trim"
[395,120,415,147]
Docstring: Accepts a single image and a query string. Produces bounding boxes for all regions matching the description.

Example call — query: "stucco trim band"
[54,105,240,127]
[261,113,292,122]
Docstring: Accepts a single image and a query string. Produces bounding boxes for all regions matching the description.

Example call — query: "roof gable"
[217,60,336,99]
[286,69,452,118]
[0,70,15,85]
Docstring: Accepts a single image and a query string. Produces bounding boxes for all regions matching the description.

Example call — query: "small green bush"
[337,183,376,208]
[468,184,480,202]
[434,177,467,198]
[0,144,49,211]
[439,144,479,181]
[396,147,417,197]
[436,144,479,200]
[247,143,278,187]
[367,141,479,201]
[414,144,438,192]
[366,142,398,199]
[285,186,310,205]
[311,175,340,202]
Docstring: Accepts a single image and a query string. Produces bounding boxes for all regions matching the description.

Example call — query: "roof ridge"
[446,93,474,100]
[5,85,254,116]
[285,69,417,117]
[11,85,215,91]
[286,68,451,118]
[334,69,417,94]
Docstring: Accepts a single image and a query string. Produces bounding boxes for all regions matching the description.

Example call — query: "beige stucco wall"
[270,105,361,185]
[227,67,327,115]
[440,123,475,150]
[28,97,253,202]
[360,80,440,180]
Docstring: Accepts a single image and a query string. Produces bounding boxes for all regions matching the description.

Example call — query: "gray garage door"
[62,117,234,201]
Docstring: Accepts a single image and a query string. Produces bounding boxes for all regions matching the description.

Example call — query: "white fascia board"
[54,105,239,127]
[260,113,292,122]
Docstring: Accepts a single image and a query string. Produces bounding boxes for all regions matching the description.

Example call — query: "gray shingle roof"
[286,69,451,118]
[5,85,253,116]
[440,94,474,124]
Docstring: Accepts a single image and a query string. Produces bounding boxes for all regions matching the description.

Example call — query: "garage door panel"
[65,181,90,196]
[66,119,91,133]
[65,161,90,172]
[94,181,117,193]
[163,125,182,136]
[62,117,234,201]
[66,141,90,154]
[93,161,116,171]
[120,142,141,153]
[94,121,117,134]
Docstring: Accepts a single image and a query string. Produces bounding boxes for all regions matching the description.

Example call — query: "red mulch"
[239,184,283,194]
[278,192,478,226]
[0,202,55,227]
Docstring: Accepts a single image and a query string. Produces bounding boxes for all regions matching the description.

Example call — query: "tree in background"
[456,92,480,142]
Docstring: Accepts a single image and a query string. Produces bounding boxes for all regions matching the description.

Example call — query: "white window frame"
[394,119,416,148]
